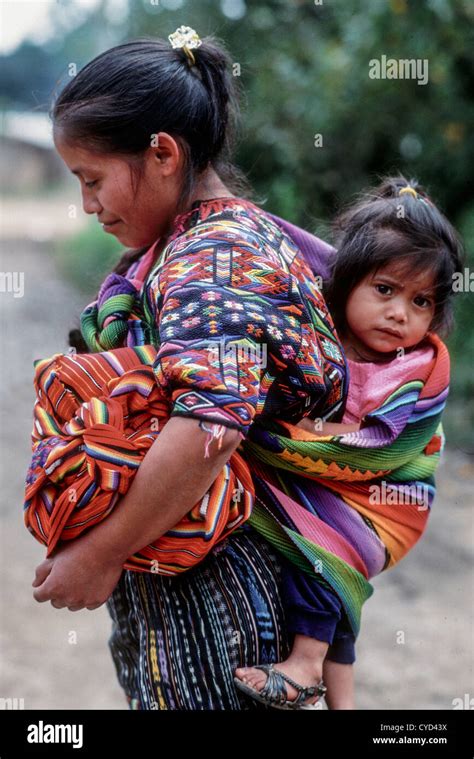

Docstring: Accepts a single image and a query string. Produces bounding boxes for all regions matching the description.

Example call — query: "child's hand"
[32,532,124,611]
[296,418,361,435]
[295,417,320,433]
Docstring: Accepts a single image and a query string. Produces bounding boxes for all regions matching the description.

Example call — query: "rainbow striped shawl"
[242,330,449,635]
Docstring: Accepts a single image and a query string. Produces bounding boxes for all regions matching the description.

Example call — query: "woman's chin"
[107,229,132,246]
[111,230,153,248]
[112,232,128,245]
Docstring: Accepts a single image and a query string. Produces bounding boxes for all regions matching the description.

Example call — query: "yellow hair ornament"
[398,186,418,199]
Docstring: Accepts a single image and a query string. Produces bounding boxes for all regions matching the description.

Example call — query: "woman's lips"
[101,220,121,231]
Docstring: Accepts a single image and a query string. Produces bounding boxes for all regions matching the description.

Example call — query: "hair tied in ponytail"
[168,25,202,68]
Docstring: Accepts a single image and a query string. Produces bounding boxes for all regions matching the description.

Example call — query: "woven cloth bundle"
[24,344,253,574]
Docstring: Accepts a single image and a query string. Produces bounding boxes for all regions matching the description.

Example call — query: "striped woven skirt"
[105,524,291,710]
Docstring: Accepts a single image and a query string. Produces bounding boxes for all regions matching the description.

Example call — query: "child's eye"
[375,284,392,295]
[414,295,432,308]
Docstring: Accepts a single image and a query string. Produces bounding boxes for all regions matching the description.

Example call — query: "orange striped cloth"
[24,345,253,575]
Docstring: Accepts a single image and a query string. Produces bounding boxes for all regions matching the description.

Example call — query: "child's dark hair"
[50,34,255,352]
[324,175,464,339]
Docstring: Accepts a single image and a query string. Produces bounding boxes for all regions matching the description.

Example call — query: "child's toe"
[235,670,255,687]
[245,670,267,690]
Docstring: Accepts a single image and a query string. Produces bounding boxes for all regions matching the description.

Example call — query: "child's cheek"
[345,287,366,334]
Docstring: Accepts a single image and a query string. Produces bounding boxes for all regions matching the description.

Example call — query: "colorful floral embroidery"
[141,199,347,433]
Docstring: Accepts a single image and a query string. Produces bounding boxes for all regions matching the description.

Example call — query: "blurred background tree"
[1,0,472,446]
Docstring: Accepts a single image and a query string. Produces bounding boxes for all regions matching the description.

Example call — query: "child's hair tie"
[168,25,202,67]
[398,186,418,199]
[398,185,434,208]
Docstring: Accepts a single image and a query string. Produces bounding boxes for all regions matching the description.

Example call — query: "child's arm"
[296,417,362,434]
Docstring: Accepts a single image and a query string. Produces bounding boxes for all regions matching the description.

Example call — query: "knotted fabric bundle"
[24,344,253,574]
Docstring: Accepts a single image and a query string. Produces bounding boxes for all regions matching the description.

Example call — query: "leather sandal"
[234,663,327,710]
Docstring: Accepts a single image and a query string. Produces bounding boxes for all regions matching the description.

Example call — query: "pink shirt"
[342,342,435,423]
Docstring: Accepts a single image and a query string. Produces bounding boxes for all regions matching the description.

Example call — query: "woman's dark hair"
[324,174,465,339]
[50,34,256,351]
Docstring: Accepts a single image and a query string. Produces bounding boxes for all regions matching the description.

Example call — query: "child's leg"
[235,634,329,704]
[324,619,357,709]
[323,660,355,709]
[235,562,343,704]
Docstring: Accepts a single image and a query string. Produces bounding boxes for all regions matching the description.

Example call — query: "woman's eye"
[375,284,392,295]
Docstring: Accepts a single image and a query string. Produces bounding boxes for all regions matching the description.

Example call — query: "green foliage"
[444,203,474,449]
[115,0,474,229]
[53,220,122,297]
[5,1,472,227]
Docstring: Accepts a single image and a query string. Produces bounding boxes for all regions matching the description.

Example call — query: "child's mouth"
[376,327,403,339]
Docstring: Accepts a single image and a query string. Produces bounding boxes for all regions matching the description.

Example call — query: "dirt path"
[1,228,472,710]
[0,237,125,709]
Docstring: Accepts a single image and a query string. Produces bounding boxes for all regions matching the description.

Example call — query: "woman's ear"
[149,132,182,177]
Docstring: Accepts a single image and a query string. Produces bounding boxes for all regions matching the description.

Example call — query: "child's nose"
[386,301,408,322]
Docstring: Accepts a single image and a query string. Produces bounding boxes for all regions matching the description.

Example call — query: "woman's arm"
[84,416,243,563]
[32,417,243,609]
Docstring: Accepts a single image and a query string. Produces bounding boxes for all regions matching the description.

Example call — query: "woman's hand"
[31,417,242,611]
[32,532,124,611]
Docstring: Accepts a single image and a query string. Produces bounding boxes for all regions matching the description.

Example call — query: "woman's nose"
[81,189,102,215]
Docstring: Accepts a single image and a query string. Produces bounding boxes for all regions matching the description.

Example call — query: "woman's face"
[344,260,436,357]
[53,131,184,248]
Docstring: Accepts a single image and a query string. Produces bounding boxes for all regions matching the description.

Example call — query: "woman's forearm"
[81,416,243,564]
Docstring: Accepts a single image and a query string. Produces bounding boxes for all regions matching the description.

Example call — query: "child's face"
[54,131,184,248]
[344,260,436,355]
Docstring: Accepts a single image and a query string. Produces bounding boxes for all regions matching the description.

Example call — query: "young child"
[234,175,464,709]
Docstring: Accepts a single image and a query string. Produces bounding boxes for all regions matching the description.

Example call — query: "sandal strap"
[254,664,288,705]
[254,664,327,706]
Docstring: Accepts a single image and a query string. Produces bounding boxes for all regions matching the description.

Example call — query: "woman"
[31,28,350,709]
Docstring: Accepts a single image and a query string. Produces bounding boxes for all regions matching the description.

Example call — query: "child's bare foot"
[235,659,324,705]
[235,635,329,706]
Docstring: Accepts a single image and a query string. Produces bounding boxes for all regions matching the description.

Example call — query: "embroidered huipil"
[135,198,348,439]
